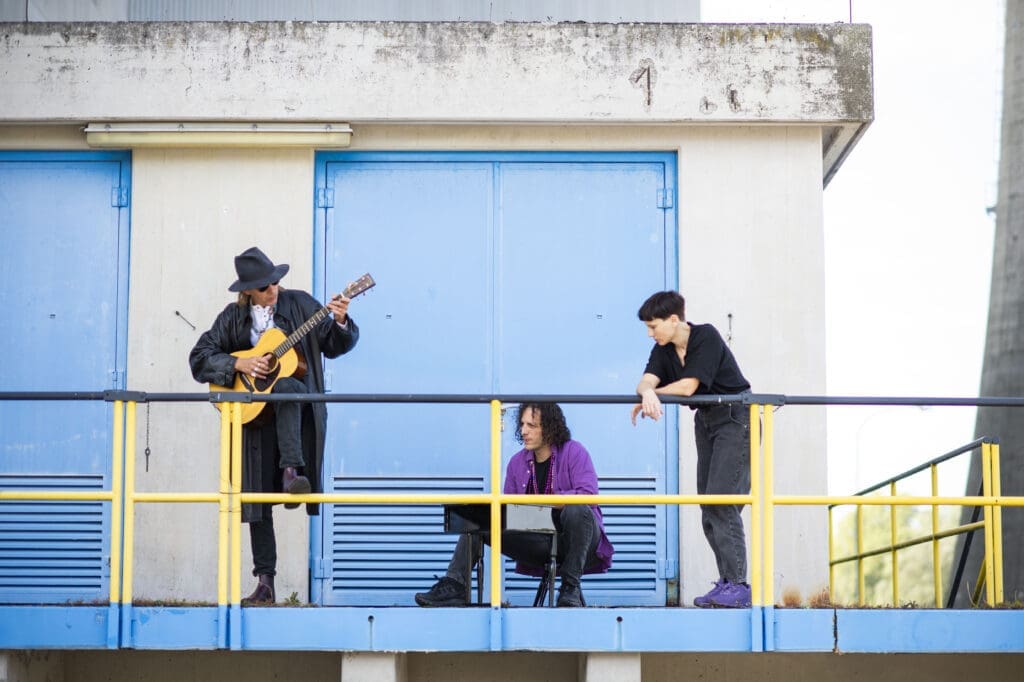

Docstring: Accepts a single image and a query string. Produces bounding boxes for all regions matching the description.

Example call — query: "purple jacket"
[504,439,614,576]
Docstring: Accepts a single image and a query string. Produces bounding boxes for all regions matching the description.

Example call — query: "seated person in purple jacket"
[415,402,614,608]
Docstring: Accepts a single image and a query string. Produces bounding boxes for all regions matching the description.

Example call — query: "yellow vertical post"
[121,401,137,604]
[489,400,503,608]
[762,405,775,609]
[991,442,1003,603]
[930,463,942,608]
[856,505,865,605]
[231,403,243,606]
[889,481,898,605]
[981,443,995,606]
[217,405,231,607]
[748,404,762,608]
[108,401,125,605]
[827,506,834,603]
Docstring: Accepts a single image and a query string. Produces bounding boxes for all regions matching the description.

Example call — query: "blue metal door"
[0,152,131,603]
[314,152,676,606]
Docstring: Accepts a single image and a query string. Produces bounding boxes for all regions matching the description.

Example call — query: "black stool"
[531,534,586,607]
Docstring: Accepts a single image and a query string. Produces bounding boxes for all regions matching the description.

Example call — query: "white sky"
[702,1,1004,494]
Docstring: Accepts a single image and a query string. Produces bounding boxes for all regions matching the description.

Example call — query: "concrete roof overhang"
[0,21,873,184]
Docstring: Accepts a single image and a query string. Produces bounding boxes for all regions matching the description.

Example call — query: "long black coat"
[189,288,359,522]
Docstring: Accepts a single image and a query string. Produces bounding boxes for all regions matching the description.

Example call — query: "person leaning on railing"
[415,402,615,608]
[632,290,753,608]
[188,246,360,605]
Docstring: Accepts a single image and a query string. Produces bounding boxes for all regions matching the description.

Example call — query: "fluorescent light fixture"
[84,122,353,148]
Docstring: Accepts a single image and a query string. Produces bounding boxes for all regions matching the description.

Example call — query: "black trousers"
[250,510,277,577]
[445,504,600,588]
[248,376,308,577]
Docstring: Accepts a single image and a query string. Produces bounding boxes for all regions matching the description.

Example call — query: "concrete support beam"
[0,22,872,125]
[579,652,641,682]
[0,651,64,682]
[341,652,407,682]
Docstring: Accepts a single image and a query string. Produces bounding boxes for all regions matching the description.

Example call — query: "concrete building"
[4,7,1014,682]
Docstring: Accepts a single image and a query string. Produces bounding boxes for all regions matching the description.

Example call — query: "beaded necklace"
[526,452,555,495]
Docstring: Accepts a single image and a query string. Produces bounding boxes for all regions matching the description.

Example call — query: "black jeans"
[250,510,276,577]
[445,504,601,588]
[273,376,306,469]
[249,376,308,577]
[694,402,751,584]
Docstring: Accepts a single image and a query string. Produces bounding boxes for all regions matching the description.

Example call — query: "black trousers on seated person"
[444,504,600,589]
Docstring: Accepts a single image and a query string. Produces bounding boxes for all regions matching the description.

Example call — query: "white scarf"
[250,304,276,346]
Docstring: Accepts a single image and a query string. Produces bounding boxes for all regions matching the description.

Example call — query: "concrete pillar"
[0,651,64,682]
[340,652,407,682]
[579,652,641,682]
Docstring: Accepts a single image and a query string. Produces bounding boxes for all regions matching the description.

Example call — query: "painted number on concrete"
[629,58,656,108]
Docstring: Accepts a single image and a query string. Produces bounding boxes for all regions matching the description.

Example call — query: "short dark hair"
[638,291,685,322]
[515,403,572,449]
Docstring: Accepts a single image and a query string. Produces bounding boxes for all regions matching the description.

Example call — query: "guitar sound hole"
[254,363,281,391]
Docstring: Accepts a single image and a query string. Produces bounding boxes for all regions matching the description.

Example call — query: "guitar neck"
[272,304,333,358]
[268,275,373,358]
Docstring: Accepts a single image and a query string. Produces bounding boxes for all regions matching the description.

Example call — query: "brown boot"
[241,574,275,606]
[282,467,310,510]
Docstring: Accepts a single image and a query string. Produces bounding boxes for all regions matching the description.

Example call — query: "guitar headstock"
[341,273,375,300]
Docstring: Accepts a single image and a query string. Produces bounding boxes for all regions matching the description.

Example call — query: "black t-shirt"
[643,323,750,407]
[529,457,551,494]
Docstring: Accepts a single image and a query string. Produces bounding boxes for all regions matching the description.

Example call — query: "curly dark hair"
[514,402,571,449]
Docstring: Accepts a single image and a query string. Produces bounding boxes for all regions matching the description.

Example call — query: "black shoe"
[414,577,468,607]
[556,583,584,607]
[241,574,275,606]
[282,466,310,509]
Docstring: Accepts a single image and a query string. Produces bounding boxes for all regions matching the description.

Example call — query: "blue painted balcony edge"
[834,609,1024,653]
[1,606,1022,653]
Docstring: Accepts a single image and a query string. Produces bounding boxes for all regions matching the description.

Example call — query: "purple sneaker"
[707,581,751,608]
[693,581,725,608]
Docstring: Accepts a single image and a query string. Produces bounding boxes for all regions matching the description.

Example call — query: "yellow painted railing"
[2,394,1022,615]
[231,400,754,608]
[826,439,1006,607]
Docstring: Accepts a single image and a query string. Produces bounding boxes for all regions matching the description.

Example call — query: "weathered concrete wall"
[126,146,316,602]
[676,124,827,604]
[0,22,872,125]
[6,650,1023,682]
[0,121,829,603]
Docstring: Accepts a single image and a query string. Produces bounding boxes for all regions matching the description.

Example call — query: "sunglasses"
[258,281,279,293]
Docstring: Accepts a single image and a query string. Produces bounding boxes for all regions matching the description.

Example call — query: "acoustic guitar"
[210,273,375,423]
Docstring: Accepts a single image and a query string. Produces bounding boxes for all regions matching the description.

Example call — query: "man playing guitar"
[189,246,361,605]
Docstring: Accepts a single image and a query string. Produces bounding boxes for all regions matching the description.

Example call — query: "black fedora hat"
[228,247,290,292]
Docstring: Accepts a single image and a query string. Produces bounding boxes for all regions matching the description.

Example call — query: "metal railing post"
[827,506,834,604]
[991,442,1004,604]
[120,401,138,645]
[749,404,762,610]
[890,481,898,605]
[217,404,231,647]
[230,402,243,649]
[489,400,503,610]
[107,400,125,649]
[981,442,995,606]
[763,405,776,609]
[930,463,941,608]
[748,404,763,652]
[856,504,865,605]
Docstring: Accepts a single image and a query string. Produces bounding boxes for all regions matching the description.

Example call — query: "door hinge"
[316,188,335,208]
[111,185,129,207]
[111,369,125,389]
[312,558,329,579]
[324,368,333,393]
[657,188,674,209]
[657,558,678,579]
